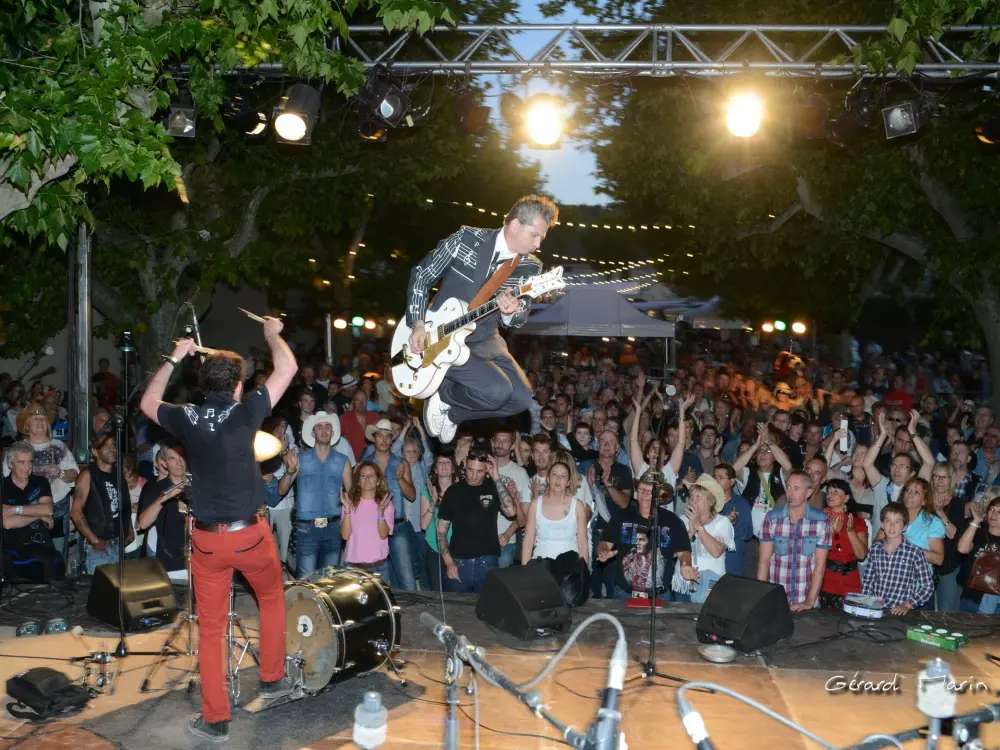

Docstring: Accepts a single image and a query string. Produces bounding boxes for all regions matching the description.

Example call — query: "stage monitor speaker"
[86,558,177,632]
[475,565,571,640]
[696,575,793,652]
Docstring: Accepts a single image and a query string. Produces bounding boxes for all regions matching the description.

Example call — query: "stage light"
[167,95,196,138]
[333,318,348,329]
[826,87,875,148]
[221,95,269,141]
[351,315,365,327]
[274,84,321,145]
[524,95,564,148]
[355,65,411,128]
[725,92,763,138]
[601,336,610,342]
[364,319,376,330]
[627,336,635,342]
[791,321,807,334]
[773,320,787,332]
[881,100,926,140]
[358,116,387,143]
[387,318,397,327]
[761,322,775,333]
[976,106,1000,145]
[453,90,490,135]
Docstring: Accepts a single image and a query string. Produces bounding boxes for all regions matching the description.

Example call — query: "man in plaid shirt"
[757,471,832,610]
[862,502,934,615]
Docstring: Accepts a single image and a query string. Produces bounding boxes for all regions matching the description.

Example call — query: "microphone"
[419,612,463,654]
[589,638,626,750]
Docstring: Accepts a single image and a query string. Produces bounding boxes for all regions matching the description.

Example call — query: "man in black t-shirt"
[437,448,522,594]
[139,318,297,743]
[597,474,693,600]
[137,439,189,573]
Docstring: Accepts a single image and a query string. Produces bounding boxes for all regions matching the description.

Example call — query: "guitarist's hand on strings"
[496,290,519,316]
[408,322,428,355]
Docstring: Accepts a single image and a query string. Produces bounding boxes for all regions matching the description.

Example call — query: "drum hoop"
[343,566,398,675]
[288,580,347,685]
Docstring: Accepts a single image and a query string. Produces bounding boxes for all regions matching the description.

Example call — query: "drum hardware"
[141,510,197,694]
[370,638,407,687]
[226,576,261,705]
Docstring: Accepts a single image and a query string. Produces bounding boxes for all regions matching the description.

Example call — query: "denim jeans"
[387,523,417,591]
[85,541,120,575]
[442,555,498,594]
[936,568,962,613]
[295,519,342,579]
[498,543,516,569]
[423,538,442,592]
[979,593,1000,615]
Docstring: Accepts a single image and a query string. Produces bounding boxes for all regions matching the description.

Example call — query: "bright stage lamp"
[773,320,787,332]
[274,84,321,145]
[351,315,365,327]
[254,431,282,461]
[333,318,348,329]
[364,320,376,330]
[387,318,397,327]
[725,92,763,138]
[524,95,563,148]
[761,322,775,333]
[791,321,807,334]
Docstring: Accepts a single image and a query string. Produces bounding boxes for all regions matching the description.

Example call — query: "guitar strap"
[468,255,520,310]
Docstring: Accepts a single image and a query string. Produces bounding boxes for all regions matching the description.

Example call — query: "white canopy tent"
[515,285,677,369]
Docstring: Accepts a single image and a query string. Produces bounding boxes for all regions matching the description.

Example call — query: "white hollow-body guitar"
[388,266,565,400]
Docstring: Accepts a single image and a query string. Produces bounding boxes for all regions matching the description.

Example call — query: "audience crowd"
[3,334,1000,616]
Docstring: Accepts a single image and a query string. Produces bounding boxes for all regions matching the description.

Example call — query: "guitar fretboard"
[436,286,524,338]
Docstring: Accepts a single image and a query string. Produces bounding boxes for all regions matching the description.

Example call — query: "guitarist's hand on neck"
[496,290,519,316]
[408,322,428,354]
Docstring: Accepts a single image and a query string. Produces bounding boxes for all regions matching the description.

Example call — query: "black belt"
[194,516,261,533]
[298,515,340,523]
[826,559,858,575]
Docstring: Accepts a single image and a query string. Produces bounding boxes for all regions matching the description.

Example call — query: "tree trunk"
[137,301,185,384]
[830,329,853,369]
[971,288,1000,415]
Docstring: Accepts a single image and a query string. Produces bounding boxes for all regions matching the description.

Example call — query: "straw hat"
[16,405,54,434]
[692,473,726,514]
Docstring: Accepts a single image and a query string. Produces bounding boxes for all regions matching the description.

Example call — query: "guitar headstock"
[520,266,565,299]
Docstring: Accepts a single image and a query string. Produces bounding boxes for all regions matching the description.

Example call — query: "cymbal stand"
[140,511,195,693]
[226,574,261,706]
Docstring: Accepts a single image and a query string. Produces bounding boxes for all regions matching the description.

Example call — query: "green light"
[773,320,787,332]
[351,315,365,327]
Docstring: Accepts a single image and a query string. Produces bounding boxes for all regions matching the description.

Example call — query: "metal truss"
[338,23,1000,78]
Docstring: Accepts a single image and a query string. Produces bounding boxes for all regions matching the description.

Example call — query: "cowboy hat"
[16,405,54,434]
[301,411,341,448]
[692,473,726,514]
[340,374,358,389]
[365,418,394,442]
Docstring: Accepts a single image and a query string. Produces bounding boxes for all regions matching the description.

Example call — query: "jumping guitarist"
[406,194,558,443]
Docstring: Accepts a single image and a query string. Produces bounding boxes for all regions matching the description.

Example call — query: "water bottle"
[353,690,388,749]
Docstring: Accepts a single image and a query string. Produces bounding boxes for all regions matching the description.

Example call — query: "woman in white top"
[677,474,735,603]
[522,460,588,564]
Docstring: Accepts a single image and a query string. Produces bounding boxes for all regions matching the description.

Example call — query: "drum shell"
[284,568,400,692]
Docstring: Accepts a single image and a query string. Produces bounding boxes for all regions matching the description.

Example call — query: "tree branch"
[734,203,803,240]
[908,146,976,241]
[289,165,359,182]
[225,185,270,259]
[0,155,78,223]
[91,275,124,321]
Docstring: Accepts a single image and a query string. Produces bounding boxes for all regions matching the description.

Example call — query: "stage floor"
[1,581,1000,749]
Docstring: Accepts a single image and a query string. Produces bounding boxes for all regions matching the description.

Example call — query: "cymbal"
[254,431,282,462]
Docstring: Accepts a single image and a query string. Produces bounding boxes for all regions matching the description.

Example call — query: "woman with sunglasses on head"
[819,479,869,610]
[930,462,967,612]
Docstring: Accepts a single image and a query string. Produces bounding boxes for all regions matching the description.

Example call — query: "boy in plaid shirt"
[862,502,934,615]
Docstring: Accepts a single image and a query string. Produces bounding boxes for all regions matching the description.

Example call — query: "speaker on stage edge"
[86,557,177,632]
[475,564,572,640]
[695,575,794,652]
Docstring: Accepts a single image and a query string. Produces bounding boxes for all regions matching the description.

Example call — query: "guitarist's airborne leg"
[400,195,560,442]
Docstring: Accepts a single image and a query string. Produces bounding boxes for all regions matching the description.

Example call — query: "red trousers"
[191,519,286,722]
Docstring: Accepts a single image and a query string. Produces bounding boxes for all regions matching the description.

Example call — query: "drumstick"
[239,307,267,323]
[174,341,224,356]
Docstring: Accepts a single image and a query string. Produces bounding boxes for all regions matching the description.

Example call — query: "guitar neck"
[437,286,527,338]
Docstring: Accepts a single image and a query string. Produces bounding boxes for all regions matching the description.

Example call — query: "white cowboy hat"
[302,411,341,447]
[340,374,359,389]
[365,418,394,442]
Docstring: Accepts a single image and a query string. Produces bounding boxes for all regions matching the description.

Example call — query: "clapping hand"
[341,487,351,512]
[829,512,844,534]
[395,463,405,480]
[908,409,921,435]
[377,494,393,514]
[282,450,299,473]
[970,501,984,525]
[596,541,618,563]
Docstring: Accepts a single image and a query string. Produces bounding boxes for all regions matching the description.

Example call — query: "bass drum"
[284,567,401,692]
